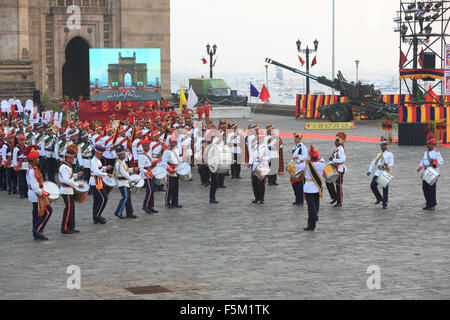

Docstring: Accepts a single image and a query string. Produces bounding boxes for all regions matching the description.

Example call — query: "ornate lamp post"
[206,44,217,78]
[296,38,319,95]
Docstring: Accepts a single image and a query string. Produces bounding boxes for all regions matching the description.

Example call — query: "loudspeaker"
[398,122,427,146]
[423,52,436,69]
[33,90,41,105]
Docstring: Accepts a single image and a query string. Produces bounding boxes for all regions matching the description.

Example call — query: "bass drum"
[205,144,233,174]
[152,166,168,186]
[130,174,144,194]
[253,164,271,181]
[103,176,117,188]
[176,163,192,181]
[74,180,89,203]
[43,181,60,204]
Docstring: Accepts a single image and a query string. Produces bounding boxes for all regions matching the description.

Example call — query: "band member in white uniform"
[59,145,83,234]
[249,132,270,204]
[139,138,159,214]
[89,145,113,224]
[417,133,444,210]
[161,136,182,208]
[326,132,347,207]
[25,145,53,241]
[297,145,325,231]
[227,123,242,179]
[114,145,137,219]
[291,133,308,205]
[367,137,394,209]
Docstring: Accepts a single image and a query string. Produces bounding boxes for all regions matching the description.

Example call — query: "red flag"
[201,57,207,65]
[298,55,305,66]
[213,56,218,67]
[311,56,317,68]
[399,50,407,68]
[259,84,271,102]
[419,48,424,68]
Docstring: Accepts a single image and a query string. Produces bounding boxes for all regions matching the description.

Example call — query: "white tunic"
[12,146,28,170]
[27,167,43,203]
[368,150,394,177]
[138,153,153,179]
[227,132,241,154]
[115,159,133,188]
[419,149,444,173]
[292,143,308,163]
[89,156,108,187]
[330,145,346,173]
[161,148,180,177]
[59,164,78,195]
[298,159,326,194]
[249,143,270,172]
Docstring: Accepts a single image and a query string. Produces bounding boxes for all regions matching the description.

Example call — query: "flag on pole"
[259,84,271,102]
[298,56,305,66]
[250,83,260,97]
[399,50,407,68]
[201,57,207,65]
[311,56,317,68]
[179,83,187,110]
[187,85,199,109]
[213,56,218,67]
[419,48,424,68]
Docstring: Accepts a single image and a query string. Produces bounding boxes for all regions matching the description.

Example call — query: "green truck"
[173,78,248,106]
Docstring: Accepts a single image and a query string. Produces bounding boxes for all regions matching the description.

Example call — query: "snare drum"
[130,174,144,193]
[43,181,60,204]
[287,160,304,180]
[103,176,117,188]
[376,171,393,189]
[176,163,192,181]
[323,164,339,183]
[423,167,440,186]
[152,166,168,186]
[205,144,233,174]
[74,180,89,203]
[253,163,271,181]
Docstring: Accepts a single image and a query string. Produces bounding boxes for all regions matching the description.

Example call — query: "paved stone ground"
[1,115,450,300]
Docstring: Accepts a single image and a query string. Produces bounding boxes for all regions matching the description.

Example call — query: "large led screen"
[89,48,161,101]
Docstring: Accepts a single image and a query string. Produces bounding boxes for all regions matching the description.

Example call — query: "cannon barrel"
[265,58,340,92]
[265,58,318,81]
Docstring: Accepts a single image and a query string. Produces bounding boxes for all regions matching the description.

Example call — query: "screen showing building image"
[89,48,161,101]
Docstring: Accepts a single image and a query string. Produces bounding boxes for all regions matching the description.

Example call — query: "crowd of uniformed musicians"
[0,108,444,240]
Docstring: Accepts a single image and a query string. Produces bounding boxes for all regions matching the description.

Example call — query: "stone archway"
[62,36,90,100]
[108,52,148,88]
[123,72,133,87]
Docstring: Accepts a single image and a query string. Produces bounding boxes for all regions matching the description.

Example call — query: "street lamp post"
[296,38,319,96]
[355,60,360,82]
[206,44,217,79]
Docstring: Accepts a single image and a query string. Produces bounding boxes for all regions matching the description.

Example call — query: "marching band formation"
[0,104,445,240]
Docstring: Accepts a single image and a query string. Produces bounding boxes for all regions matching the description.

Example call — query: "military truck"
[173,78,247,106]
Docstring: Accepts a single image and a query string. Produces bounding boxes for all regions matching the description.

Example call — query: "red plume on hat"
[309,145,319,159]
[24,145,40,161]
[336,132,347,141]
[66,144,79,155]
[426,132,436,145]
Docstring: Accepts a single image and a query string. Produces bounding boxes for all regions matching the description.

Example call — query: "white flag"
[187,85,199,109]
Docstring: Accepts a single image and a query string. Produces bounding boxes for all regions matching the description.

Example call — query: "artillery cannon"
[265,58,398,122]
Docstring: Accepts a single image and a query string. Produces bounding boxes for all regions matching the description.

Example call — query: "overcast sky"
[171,0,401,80]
